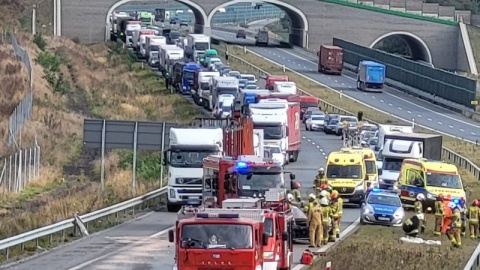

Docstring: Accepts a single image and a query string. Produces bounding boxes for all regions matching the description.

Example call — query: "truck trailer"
[318,45,343,75]
[356,60,386,92]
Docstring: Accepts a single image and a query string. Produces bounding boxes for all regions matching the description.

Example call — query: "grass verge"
[310,212,477,269]
[214,44,480,268]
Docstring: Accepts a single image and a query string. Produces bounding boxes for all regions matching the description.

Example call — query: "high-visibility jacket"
[434,201,444,217]
[468,206,479,223]
[331,201,339,218]
[414,201,423,214]
[290,189,302,201]
[320,206,332,223]
[452,209,461,227]
[337,197,344,216]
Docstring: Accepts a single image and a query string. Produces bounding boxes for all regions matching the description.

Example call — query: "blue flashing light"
[218,213,239,219]
[371,188,381,192]
[236,161,248,170]
[197,213,209,218]
[244,93,257,105]
[453,199,460,205]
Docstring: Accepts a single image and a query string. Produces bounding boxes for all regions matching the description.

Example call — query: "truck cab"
[273,81,297,94]
[398,159,465,209]
[203,49,218,67]
[173,62,202,95]
[265,75,288,91]
[255,30,269,46]
[186,34,211,62]
[211,76,239,111]
[164,128,224,212]
[169,209,267,270]
[125,21,141,47]
[326,149,367,205]
[193,71,219,107]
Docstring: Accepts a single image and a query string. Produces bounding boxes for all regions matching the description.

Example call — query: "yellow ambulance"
[325,149,367,206]
[398,158,465,208]
[341,147,378,186]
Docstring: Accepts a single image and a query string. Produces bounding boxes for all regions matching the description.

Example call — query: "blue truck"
[173,62,202,95]
[356,60,386,92]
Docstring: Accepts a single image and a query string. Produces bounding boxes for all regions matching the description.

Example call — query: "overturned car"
[291,206,309,243]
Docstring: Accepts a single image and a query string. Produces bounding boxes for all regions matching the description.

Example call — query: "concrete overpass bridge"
[60,0,471,70]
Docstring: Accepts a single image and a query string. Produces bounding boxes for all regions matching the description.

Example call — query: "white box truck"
[185,34,210,61]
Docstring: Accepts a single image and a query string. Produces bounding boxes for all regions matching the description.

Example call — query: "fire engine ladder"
[343,127,362,148]
[196,208,266,222]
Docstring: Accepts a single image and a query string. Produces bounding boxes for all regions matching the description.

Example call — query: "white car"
[305,115,326,131]
[244,84,259,90]
[209,59,222,71]
[240,74,257,84]
[228,70,241,77]
[265,146,286,166]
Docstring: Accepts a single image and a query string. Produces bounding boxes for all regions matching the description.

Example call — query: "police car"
[360,189,405,226]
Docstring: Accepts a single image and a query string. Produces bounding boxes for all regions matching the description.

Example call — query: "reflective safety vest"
[291,189,302,201]
[434,201,444,217]
[331,201,340,218]
[469,206,479,222]
[453,209,461,227]
[337,197,344,215]
[414,201,423,214]
[321,206,331,223]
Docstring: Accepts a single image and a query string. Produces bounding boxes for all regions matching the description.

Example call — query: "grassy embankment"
[0,32,202,261]
[215,44,480,268]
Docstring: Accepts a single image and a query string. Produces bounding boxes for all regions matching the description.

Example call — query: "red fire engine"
[169,208,268,270]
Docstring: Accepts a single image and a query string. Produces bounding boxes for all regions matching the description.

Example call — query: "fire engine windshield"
[326,165,362,179]
[170,151,216,168]
[181,224,253,249]
[238,172,283,192]
[426,173,462,189]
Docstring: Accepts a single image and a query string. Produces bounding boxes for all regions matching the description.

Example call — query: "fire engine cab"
[201,155,286,207]
[169,208,268,270]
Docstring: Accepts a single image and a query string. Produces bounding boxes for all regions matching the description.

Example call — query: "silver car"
[323,119,339,134]
[360,190,404,227]
[305,114,326,131]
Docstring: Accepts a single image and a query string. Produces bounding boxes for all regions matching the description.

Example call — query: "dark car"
[180,20,189,27]
[236,29,246,39]
[170,18,177,24]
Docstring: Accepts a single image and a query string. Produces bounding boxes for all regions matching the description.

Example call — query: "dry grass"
[0,34,201,241]
[313,215,478,270]
[220,44,480,170]
[0,0,54,35]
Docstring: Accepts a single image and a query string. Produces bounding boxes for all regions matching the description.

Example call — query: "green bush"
[118,151,162,182]
[35,51,69,94]
[33,33,47,51]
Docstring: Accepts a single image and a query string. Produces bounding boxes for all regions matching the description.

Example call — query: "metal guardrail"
[213,44,480,181]
[212,44,480,268]
[0,187,167,259]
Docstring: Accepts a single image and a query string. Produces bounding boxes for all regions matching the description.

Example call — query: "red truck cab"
[169,210,268,270]
[299,96,319,119]
[265,75,289,90]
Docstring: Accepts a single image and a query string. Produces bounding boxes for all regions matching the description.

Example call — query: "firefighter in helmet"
[320,197,332,245]
[433,193,444,236]
[331,190,343,238]
[308,200,323,248]
[414,193,426,233]
[313,168,326,193]
[467,199,479,239]
[304,193,316,214]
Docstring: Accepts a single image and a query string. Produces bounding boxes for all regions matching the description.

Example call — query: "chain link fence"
[0,31,33,148]
[0,139,41,193]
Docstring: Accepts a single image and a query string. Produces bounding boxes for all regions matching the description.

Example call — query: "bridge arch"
[370,31,433,65]
[207,0,309,48]
[105,0,209,36]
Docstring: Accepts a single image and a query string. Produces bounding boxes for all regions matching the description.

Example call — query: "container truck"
[133,29,155,53]
[249,99,301,162]
[265,75,288,90]
[211,76,239,111]
[185,34,210,61]
[356,60,386,92]
[193,71,219,107]
[172,62,203,95]
[158,44,183,73]
[318,45,343,75]
[379,133,442,190]
[138,34,155,59]
[125,21,141,47]
[376,124,414,151]
[146,36,166,65]
[163,128,223,212]
[273,81,297,94]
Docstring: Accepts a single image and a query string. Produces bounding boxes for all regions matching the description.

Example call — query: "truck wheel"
[167,203,180,212]
[292,151,299,162]
[356,80,361,90]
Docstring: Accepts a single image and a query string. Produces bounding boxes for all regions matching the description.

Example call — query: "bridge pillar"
[194,24,208,34]
[203,26,211,36]
[289,28,308,48]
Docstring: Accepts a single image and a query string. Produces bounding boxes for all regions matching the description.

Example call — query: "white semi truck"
[164,128,224,212]
[193,71,219,107]
[249,99,288,152]
[159,44,183,72]
[185,34,210,61]
[273,81,297,94]
[210,76,239,111]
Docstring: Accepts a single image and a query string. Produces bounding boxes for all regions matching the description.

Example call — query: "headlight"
[426,193,435,200]
[394,209,404,219]
[355,183,364,191]
[363,207,371,214]
[169,189,176,198]
[263,252,274,259]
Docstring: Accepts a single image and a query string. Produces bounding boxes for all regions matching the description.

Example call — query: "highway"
[211,29,480,143]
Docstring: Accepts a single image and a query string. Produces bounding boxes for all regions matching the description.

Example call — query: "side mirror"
[168,229,174,243]
[282,232,288,241]
[378,169,382,176]
[262,232,269,246]
[162,151,168,166]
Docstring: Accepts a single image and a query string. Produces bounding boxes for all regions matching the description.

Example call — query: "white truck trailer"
[185,34,210,61]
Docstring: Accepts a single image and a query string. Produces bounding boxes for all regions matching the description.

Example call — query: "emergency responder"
[341,119,349,140]
[414,194,426,233]
[448,202,462,247]
[459,197,467,237]
[304,194,316,214]
[320,197,332,245]
[308,200,323,248]
[164,71,170,90]
[434,193,445,236]
[403,215,420,237]
[330,191,341,241]
[289,177,302,202]
[477,200,480,239]
[313,168,325,196]
[319,190,330,203]
[467,199,479,239]
[331,190,343,238]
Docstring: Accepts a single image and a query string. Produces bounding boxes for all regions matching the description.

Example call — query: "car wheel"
[360,217,365,225]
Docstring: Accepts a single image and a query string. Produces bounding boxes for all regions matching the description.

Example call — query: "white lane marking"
[448,125,453,128]
[438,121,443,125]
[274,48,480,131]
[388,103,393,106]
[341,83,345,86]
[427,118,432,121]
[460,129,465,132]
[472,132,476,135]
[407,111,411,114]
[417,114,422,118]
[398,107,402,110]
[67,227,174,270]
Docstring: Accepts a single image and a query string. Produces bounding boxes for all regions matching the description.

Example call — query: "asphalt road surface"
[211,30,480,143]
